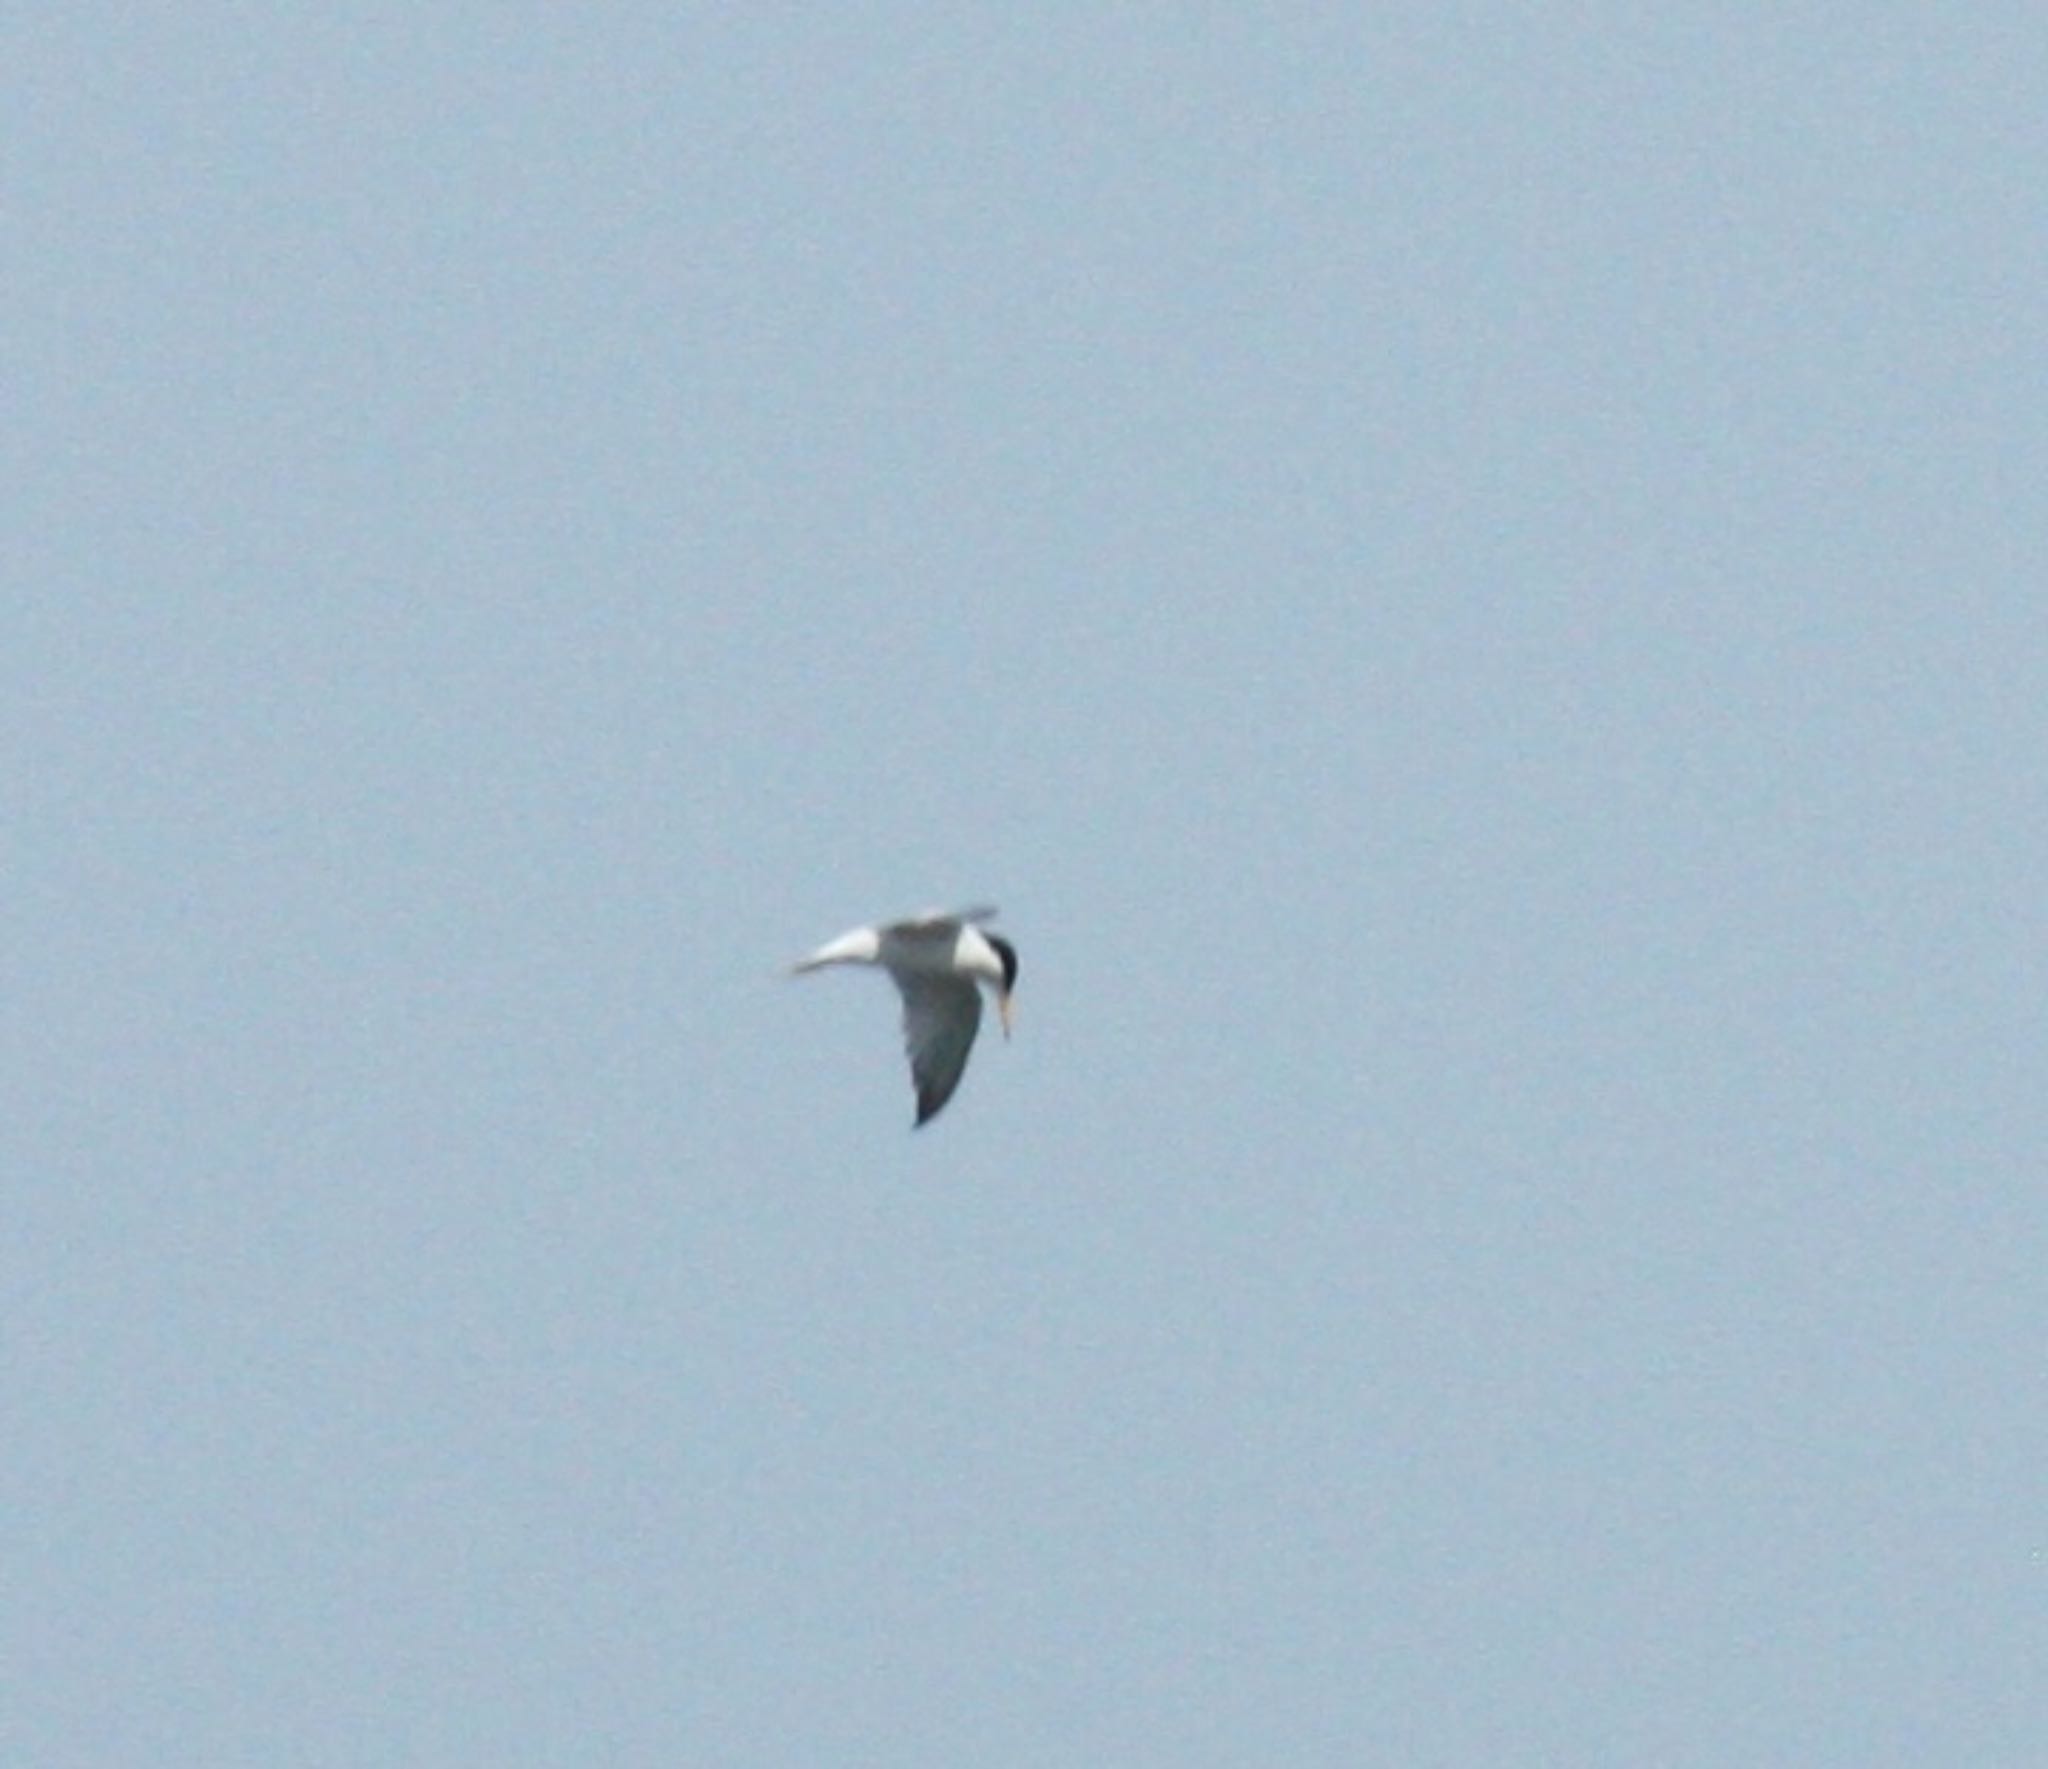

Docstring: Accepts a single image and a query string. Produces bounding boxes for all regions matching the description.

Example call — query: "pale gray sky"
[7,8,2046,1764]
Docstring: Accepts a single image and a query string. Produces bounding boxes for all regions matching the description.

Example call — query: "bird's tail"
[787,927,881,974]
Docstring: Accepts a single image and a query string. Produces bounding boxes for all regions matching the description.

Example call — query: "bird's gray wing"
[890,904,999,934]
[896,973,984,1127]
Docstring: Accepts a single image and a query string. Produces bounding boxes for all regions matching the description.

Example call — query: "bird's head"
[986,934,1019,1039]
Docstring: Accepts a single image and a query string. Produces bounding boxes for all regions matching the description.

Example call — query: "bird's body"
[789,906,1019,1126]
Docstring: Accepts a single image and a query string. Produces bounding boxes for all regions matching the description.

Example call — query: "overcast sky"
[7,8,2046,1764]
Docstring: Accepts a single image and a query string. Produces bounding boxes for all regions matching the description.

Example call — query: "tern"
[789,906,1019,1126]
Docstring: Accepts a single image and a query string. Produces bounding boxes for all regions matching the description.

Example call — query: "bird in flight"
[789,906,1019,1126]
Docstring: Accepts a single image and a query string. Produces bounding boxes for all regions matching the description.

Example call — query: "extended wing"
[895,973,985,1126]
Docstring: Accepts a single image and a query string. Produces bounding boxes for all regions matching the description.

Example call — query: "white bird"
[789,906,1019,1126]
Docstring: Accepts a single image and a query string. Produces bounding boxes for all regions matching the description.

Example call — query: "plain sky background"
[7,7,2046,1764]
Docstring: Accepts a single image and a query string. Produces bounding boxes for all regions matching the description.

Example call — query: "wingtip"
[913,1080,956,1127]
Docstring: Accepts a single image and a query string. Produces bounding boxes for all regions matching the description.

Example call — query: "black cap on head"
[986,934,1019,992]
